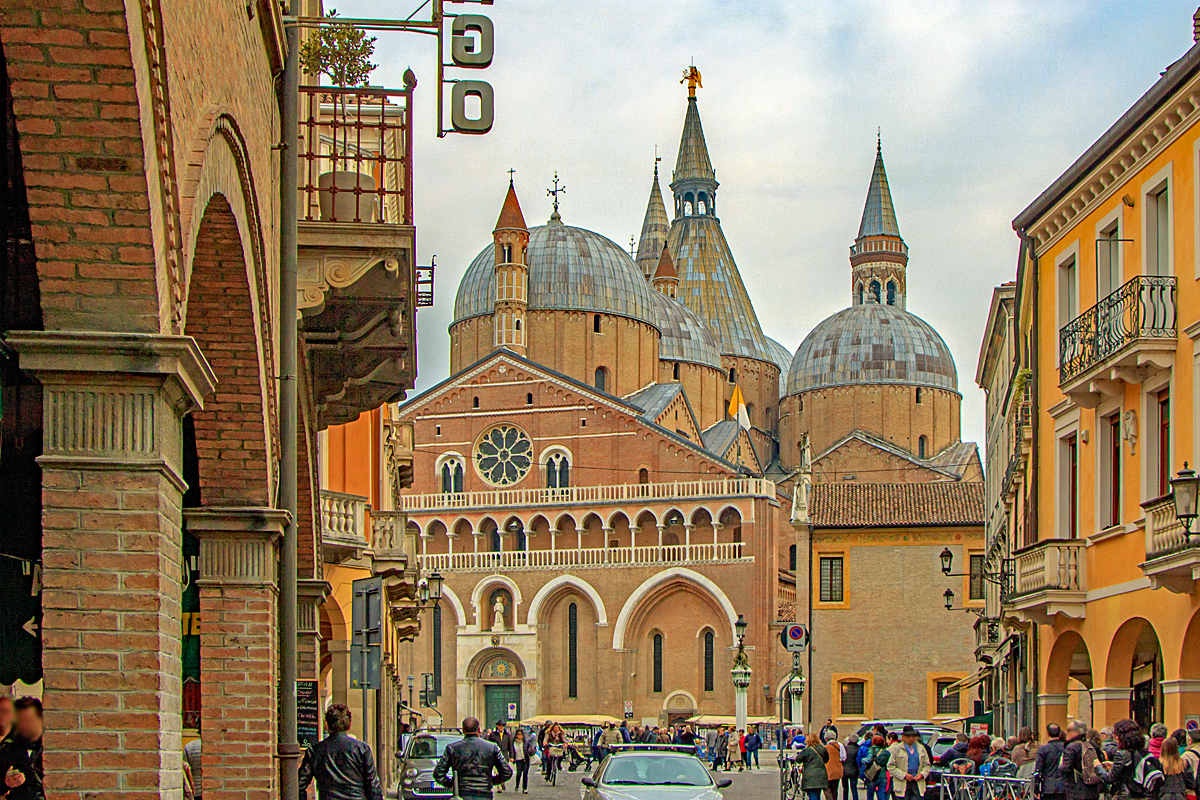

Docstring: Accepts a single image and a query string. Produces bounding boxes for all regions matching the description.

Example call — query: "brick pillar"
[9,331,215,800]
[185,508,287,800]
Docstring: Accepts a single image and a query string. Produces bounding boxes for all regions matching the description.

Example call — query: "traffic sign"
[781,623,809,652]
[624,700,634,719]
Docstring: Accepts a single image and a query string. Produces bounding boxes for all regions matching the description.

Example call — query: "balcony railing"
[1059,275,1176,384]
[320,490,370,563]
[420,541,749,573]
[1009,538,1086,623]
[299,84,413,225]
[1140,495,1199,593]
[401,477,776,514]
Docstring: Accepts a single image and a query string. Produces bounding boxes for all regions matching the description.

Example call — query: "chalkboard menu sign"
[297,680,320,750]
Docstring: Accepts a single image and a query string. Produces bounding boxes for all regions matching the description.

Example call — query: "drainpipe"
[279,7,301,800]
[1018,230,1040,729]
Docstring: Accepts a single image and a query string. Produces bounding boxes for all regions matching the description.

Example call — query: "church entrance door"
[484,684,521,726]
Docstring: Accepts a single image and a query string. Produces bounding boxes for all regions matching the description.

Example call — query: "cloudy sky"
[335,0,1196,455]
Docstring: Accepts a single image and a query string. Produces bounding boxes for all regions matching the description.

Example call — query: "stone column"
[297,579,331,688]
[1090,687,1133,728]
[9,331,215,800]
[186,507,287,800]
[1037,692,1070,729]
[329,640,352,708]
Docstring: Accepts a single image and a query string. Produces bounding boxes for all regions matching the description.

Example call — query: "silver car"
[581,746,732,800]
[396,732,461,800]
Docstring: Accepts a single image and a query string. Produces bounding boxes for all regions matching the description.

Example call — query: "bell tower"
[493,177,529,354]
[850,135,908,309]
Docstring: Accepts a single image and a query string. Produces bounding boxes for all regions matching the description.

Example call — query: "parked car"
[581,745,731,800]
[396,731,462,800]
[850,720,960,800]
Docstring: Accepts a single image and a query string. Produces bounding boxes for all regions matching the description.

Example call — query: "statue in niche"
[492,595,506,631]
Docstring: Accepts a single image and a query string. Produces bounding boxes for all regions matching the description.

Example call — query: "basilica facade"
[388,75,985,729]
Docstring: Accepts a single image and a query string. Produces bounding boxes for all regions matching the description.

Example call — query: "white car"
[580,746,732,800]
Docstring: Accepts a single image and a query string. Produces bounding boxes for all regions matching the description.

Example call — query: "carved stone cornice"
[185,507,288,587]
[7,331,217,487]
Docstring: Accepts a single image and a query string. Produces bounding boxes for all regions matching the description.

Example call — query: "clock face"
[474,424,533,487]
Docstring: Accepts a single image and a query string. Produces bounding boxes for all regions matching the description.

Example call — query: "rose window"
[474,424,533,486]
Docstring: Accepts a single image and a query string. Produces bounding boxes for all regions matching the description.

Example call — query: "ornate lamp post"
[786,670,806,726]
[1170,463,1200,542]
[731,614,751,732]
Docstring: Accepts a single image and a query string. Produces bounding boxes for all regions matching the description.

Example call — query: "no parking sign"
[780,623,809,652]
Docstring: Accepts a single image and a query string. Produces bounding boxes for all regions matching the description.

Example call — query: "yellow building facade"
[1001,15,1200,734]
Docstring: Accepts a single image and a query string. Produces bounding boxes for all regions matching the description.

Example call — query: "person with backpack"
[862,735,890,800]
[1062,721,1109,800]
[1158,736,1195,800]
[1036,723,1069,800]
[1109,719,1165,800]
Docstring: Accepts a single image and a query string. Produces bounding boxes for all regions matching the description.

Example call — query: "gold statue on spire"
[681,65,702,98]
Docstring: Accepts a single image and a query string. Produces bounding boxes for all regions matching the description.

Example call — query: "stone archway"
[1044,630,1092,728]
[1102,618,1163,729]
[466,648,527,726]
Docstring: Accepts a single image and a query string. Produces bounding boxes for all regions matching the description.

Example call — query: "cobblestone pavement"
[500,760,780,800]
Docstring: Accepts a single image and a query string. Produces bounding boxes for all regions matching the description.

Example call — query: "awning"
[521,714,623,727]
[685,715,778,727]
[941,668,991,697]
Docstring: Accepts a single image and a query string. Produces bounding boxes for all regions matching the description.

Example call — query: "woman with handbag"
[862,736,890,800]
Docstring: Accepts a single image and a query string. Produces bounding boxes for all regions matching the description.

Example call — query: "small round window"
[474,424,533,486]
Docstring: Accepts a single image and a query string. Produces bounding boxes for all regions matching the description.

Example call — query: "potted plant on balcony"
[300,11,380,222]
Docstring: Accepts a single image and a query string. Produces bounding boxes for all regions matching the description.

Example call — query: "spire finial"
[547,171,566,222]
[681,65,702,98]
[630,235,636,257]
[507,167,515,186]
[877,127,881,153]
[654,146,661,179]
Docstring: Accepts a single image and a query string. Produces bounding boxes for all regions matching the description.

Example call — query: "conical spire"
[494,179,527,232]
[635,162,670,279]
[856,137,900,239]
[653,243,678,281]
[673,96,716,183]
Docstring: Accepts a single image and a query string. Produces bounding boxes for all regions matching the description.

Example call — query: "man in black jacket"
[485,721,515,792]
[0,697,43,800]
[1035,723,1068,800]
[435,717,513,800]
[298,704,382,800]
[939,734,971,767]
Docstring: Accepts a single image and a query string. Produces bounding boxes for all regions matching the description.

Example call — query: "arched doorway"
[469,649,526,727]
[663,690,698,726]
[1105,618,1163,730]
[1045,630,1093,727]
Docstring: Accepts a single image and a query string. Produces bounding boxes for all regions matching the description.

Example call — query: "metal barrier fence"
[937,772,1035,800]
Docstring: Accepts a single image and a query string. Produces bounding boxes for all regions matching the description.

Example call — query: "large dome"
[786,303,958,395]
[650,291,721,369]
[453,221,658,326]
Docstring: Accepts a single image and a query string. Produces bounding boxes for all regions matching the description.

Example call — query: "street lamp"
[1170,463,1200,541]
[731,613,751,732]
[665,510,684,527]
[427,572,444,604]
[943,588,955,611]
[406,674,415,729]
[940,547,954,576]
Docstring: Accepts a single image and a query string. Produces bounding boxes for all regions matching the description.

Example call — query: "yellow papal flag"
[728,385,750,430]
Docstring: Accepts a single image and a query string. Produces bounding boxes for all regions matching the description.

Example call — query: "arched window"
[490,528,501,552]
[546,452,570,489]
[515,527,527,551]
[568,603,578,698]
[684,192,695,216]
[915,387,923,404]
[918,435,928,459]
[703,630,715,692]
[432,603,442,697]
[789,544,797,571]
[673,362,680,380]
[886,280,897,305]
[440,458,464,494]
[745,403,755,426]
[728,367,736,383]
[594,367,607,392]
[869,280,881,303]
[593,314,601,333]
[799,397,803,412]
[502,243,512,262]
[856,281,864,305]
[638,467,650,484]
[472,396,480,409]
[514,318,521,331]
[526,392,533,405]
[653,633,664,693]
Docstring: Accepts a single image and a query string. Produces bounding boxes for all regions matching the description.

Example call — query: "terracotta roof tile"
[810,481,984,528]
[653,244,678,281]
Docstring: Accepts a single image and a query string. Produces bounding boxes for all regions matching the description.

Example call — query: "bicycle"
[779,751,805,800]
[545,745,564,786]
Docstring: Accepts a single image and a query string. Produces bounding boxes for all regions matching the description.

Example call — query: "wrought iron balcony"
[1058,275,1176,406]
[1008,538,1086,624]
[1140,495,1200,593]
[296,78,430,429]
